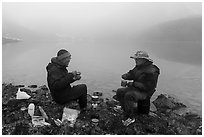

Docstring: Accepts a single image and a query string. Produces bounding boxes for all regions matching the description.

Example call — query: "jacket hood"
[46,57,66,72]
[51,57,64,66]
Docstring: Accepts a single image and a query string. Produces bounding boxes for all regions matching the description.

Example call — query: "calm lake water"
[2,41,202,116]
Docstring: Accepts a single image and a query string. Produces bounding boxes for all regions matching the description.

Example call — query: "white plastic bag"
[16,88,31,99]
[61,107,80,127]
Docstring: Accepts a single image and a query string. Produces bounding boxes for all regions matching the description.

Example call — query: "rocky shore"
[2,83,202,135]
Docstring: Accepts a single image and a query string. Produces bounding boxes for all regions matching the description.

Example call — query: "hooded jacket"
[122,61,160,97]
[46,57,75,101]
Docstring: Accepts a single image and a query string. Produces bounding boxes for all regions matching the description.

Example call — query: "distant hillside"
[2,36,22,44]
[138,16,201,42]
[135,16,202,66]
[2,17,57,43]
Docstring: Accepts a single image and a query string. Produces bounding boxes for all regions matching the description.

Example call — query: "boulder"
[152,94,186,111]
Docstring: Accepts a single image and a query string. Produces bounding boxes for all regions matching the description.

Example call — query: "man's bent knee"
[116,88,128,96]
[77,84,87,94]
[124,92,138,102]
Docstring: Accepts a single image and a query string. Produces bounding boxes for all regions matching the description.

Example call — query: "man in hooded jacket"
[46,49,87,110]
[116,51,160,119]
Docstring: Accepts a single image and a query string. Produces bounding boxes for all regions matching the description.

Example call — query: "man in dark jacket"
[46,49,87,110]
[116,51,160,119]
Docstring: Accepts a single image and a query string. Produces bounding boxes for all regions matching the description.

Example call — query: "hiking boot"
[122,118,135,126]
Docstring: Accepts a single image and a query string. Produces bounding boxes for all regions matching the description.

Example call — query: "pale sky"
[2,2,202,35]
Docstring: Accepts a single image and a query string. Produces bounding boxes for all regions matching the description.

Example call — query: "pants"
[52,84,87,109]
[116,87,150,117]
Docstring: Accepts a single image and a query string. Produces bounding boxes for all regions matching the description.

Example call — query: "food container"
[28,103,35,117]
[93,91,103,97]
[92,95,99,102]
[91,118,99,126]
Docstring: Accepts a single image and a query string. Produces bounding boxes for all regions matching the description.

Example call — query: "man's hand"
[76,71,81,75]
[127,82,133,87]
[72,71,81,76]
[72,70,81,81]
[71,71,78,76]
[75,75,81,80]
[122,73,129,80]
[121,80,128,87]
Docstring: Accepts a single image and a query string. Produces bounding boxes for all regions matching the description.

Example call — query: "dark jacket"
[122,61,160,97]
[46,57,75,101]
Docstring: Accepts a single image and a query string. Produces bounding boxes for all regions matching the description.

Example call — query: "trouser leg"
[116,87,130,109]
[124,91,147,117]
[124,91,139,118]
[137,97,150,114]
[56,84,87,109]
[72,84,87,109]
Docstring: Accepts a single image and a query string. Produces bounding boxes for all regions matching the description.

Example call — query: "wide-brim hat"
[130,51,153,62]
